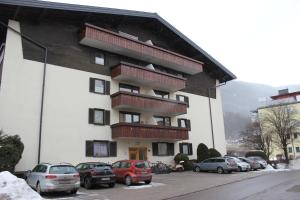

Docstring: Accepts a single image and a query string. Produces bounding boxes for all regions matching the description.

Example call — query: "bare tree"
[260,105,300,163]
[241,120,273,160]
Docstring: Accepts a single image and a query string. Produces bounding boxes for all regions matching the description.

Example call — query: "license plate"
[102,177,110,181]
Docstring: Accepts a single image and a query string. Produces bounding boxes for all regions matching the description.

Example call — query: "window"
[176,95,189,106]
[179,143,193,155]
[94,141,109,157]
[154,90,169,99]
[288,147,293,153]
[86,141,117,157]
[154,116,171,126]
[120,161,131,168]
[89,109,110,125]
[120,112,140,123]
[95,53,105,65]
[89,78,110,95]
[119,83,139,94]
[215,159,225,163]
[296,147,300,152]
[152,142,174,156]
[177,118,191,130]
[112,162,120,169]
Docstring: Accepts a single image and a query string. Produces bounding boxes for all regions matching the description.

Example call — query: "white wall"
[0,20,227,171]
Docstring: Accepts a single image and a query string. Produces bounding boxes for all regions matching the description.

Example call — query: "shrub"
[197,143,209,162]
[208,148,221,158]
[0,130,24,172]
[245,150,267,160]
[174,153,191,171]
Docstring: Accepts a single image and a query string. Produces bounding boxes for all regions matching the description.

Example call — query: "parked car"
[111,160,152,186]
[75,162,116,189]
[193,157,238,174]
[238,157,261,170]
[247,156,268,169]
[229,157,251,172]
[26,163,80,194]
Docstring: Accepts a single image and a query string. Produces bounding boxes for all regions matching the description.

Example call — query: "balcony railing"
[111,91,187,116]
[111,123,189,140]
[80,23,203,75]
[111,62,186,92]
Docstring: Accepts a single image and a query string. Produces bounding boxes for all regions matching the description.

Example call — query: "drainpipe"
[0,21,47,164]
[207,82,226,149]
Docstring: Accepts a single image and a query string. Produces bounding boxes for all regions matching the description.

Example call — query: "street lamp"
[207,82,226,149]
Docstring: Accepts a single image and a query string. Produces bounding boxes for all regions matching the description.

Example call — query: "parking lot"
[43,170,277,200]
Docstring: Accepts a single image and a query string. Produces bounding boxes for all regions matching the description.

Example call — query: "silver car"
[247,156,268,169]
[193,157,238,174]
[26,163,80,194]
[230,157,251,172]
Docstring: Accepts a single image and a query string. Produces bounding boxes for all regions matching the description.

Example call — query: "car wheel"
[195,166,201,172]
[145,180,151,184]
[217,167,224,174]
[36,182,43,195]
[260,164,265,169]
[84,177,92,189]
[108,183,115,188]
[70,189,77,194]
[237,166,242,172]
[125,176,132,186]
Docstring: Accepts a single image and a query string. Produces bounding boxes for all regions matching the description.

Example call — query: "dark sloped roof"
[0,0,236,81]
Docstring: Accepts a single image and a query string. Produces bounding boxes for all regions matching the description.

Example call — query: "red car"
[111,160,152,186]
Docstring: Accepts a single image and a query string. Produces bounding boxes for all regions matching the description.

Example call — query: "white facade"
[0,20,226,171]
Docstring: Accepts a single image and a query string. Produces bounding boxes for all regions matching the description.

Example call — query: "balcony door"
[129,147,147,160]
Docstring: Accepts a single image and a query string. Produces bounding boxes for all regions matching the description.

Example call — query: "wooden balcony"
[111,62,186,92]
[80,23,203,75]
[111,123,189,140]
[111,91,187,116]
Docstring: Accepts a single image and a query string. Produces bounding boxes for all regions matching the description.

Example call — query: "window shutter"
[88,108,94,124]
[167,143,174,156]
[179,143,183,153]
[86,141,94,157]
[104,110,110,125]
[105,81,110,95]
[188,143,193,155]
[89,78,95,92]
[152,143,158,156]
[178,119,182,127]
[187,120,191,131]
[176,95,179,101]
[109,141,117,157]
[184,96,189,107]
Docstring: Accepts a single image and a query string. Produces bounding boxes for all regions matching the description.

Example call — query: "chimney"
[278,89,289,95]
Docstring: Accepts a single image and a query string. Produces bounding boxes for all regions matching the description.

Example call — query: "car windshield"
[135,161,150,168]
[49,165,77,174]
[91,163,111,168]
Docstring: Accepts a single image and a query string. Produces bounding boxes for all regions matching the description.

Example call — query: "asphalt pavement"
[168,170,300,200]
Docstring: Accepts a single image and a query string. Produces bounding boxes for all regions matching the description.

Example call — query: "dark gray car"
[193,157,238,174]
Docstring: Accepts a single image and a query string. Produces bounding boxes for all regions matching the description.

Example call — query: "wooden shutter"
[89,78,95,92]
[109,141,117,157]
[152,143,158,156]
[104,110,110,125]
[184,96,189,107]
[186,120,191,131]
[167,143,174,156]
[86,141,94,157]
[105,81,110,95]
[179,143,183,153]
[188,143,193,155]
[88,108,94,124]
[177,119,182,127]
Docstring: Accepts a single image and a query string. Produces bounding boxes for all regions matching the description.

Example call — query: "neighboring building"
[0,0,236,171]
[257,89,300,160]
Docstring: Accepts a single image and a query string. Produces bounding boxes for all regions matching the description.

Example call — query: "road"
[168,170,300,200]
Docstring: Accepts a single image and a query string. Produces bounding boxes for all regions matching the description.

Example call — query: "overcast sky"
[48,0,300,87]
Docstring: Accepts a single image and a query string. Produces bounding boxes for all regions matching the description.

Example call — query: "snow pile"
[0,171,43,200]
[262,164,290,172]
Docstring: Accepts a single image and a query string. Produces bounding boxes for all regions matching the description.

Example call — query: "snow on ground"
[0,171,43,200]
[262,164,290,172]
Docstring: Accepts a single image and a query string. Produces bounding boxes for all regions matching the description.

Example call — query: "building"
[0,0,236,171]
[257,89,300,160]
